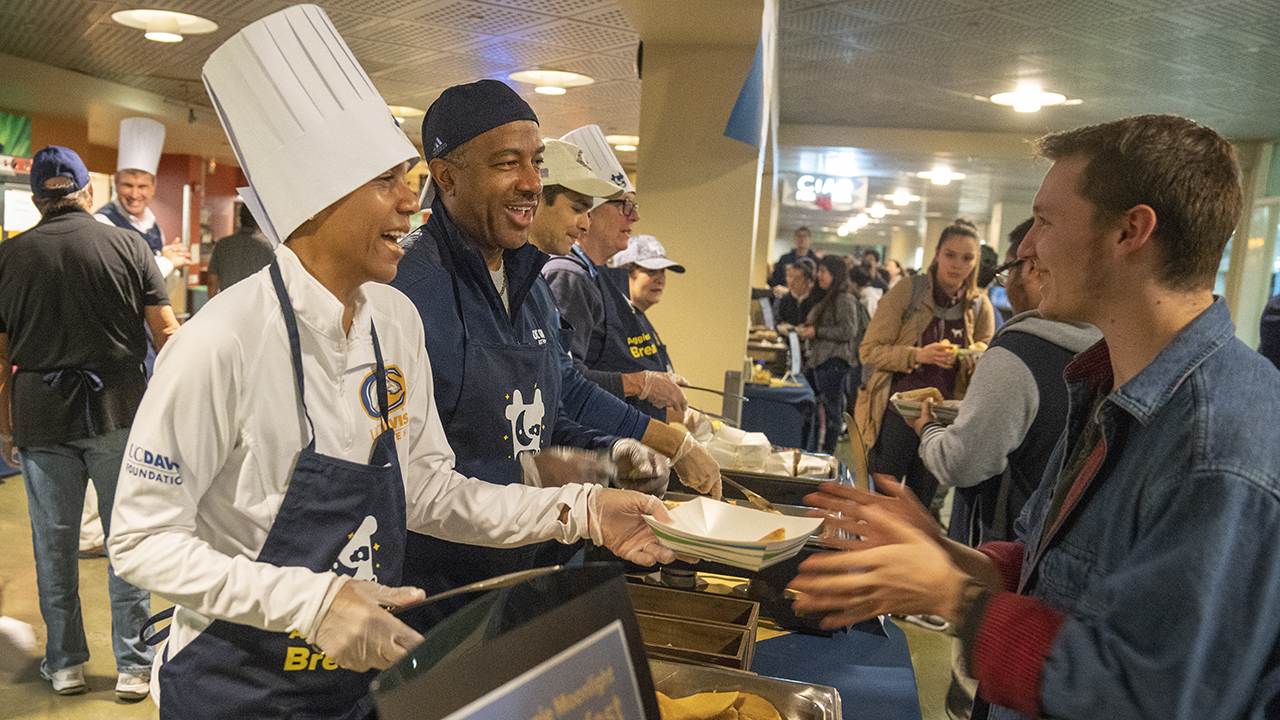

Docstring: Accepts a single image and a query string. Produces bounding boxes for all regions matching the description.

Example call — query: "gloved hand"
[671,433,722,499]
[611,438,670,497]
[587,487,677,565]
[311,578,425,672]
[637,371,689,414]
[521,447,616,488]
[681,408,714,443]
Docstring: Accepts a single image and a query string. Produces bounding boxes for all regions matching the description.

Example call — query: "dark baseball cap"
[421,79,538,161]
[30,145,90,199]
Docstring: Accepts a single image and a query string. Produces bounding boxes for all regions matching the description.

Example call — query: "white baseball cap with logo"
[559,124,633,209]
[201,4,419,245]
[540,139,624,199]
[608,235,685,273]
[117,117,165,176]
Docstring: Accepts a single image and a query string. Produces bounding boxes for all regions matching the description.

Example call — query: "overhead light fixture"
[388,105,425,125]
[508,70,594,96]
[868,202,886,219]
[605,135,639,152]
[917,166,965,185]
[888,189,920,206]
[112,9,217,43]
[989,83,1075,113]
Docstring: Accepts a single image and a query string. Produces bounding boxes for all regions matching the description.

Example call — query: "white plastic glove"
[587,487,677,565]
[637,371,689,414]
[682,408,714,443]
[311,578,425,672]
[671,432,722,499]
[611,438,670,497]
[520,447,616,488]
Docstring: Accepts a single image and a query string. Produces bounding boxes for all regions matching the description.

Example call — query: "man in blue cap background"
[0,145,178,700]
[391,79,721,630]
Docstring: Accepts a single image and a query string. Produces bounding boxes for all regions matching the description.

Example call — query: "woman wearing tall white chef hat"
[107,6,677,719]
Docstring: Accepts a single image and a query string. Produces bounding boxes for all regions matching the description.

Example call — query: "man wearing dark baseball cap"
[391,79,721,630]
[0,145,177,699]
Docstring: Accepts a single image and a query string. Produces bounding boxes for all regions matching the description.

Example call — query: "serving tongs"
[390,565,563,614]
[719,474,776,513]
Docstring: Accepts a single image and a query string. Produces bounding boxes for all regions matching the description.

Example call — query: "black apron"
[400,265,566,632]
[593,264,673,420]
[157,259,406,720]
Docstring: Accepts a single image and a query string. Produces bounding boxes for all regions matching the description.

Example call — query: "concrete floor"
[0,459,956,720]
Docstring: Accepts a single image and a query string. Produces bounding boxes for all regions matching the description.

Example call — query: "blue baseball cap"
[30,145,90,199]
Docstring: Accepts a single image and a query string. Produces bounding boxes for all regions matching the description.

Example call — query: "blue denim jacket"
[991,299,1280,720]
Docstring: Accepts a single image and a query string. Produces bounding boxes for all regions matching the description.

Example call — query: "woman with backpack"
[854,219,995,507]
[798,255,868,454]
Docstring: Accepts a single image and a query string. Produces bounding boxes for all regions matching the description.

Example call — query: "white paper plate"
[644,497,823,571]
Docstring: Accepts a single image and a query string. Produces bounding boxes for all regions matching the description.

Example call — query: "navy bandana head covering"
[421,80,539,161]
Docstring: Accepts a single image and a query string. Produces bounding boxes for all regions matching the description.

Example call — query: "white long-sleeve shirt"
[109,245,593,658]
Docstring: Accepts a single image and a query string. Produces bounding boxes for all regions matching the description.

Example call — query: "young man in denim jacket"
[789,114,1280,720]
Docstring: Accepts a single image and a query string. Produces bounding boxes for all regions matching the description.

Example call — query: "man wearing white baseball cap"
[528,138,623,257]
[544,126,689,422]
[108,8,676,719]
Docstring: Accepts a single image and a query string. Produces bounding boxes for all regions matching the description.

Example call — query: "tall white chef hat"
[559,124,632,209]
[201,4,419,245]
[116,117,165,176]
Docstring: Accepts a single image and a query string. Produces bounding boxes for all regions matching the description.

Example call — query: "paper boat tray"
[645,497,824,571]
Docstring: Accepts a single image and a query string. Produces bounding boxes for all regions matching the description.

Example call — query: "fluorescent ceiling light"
[112,9,217,43]
[388,105,425,118]
[605,135,639,152]
[917,166,965,185]
[509,70,593,95]
[989,84,1073,113]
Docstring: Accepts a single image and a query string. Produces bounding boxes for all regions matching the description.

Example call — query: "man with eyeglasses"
[544,125,689,422]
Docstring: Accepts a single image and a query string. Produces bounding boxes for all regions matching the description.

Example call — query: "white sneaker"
[116,669,151,701]
[40,661,86,695]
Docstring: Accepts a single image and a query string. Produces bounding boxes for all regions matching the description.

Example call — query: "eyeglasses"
[603,198,639,219]
[992,257,1024,286]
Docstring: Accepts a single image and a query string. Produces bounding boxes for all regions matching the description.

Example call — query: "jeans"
[20,428,153,673]
[807,358,850,455]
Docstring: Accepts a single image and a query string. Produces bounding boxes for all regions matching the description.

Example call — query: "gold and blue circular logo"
[361,365,406,419]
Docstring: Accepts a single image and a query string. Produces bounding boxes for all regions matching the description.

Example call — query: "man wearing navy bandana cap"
[392,79,722,630]
[0,145,177,700]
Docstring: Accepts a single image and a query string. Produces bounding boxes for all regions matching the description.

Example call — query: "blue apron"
[97,202,163,254]
[400,265,566,632]
[592,264,673,421]
[97,202,163,377]
[156,259,406,720]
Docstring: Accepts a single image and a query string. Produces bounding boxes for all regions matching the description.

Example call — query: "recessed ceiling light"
[388,105,425,119]
[887,189,920,206]
[917,166,965,185]
[509,70,593,95]
[112,9,217,43]
[989,84,1073,113]
[605,135,639,152]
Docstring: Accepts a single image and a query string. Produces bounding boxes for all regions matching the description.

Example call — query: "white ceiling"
[1,0,1277,244]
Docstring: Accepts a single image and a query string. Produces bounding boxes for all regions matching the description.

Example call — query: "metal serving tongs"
[719,473,776,512]
[390,565,563,614]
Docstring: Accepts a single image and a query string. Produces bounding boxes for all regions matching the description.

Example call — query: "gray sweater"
[806,291,863,368]
[918,311,1101,488]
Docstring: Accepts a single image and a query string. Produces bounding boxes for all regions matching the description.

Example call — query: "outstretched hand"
[588,488,677,566]
[803,479,943,550]
[788,501,967,629]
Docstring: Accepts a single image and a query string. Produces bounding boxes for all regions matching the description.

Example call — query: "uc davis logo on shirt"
[123,444,181,485]
[504,387,545,457]
[361,365,406,419]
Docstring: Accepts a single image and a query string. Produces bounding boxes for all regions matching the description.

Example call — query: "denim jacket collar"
[1095,298,1235,426]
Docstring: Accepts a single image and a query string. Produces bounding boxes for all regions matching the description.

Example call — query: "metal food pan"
[648,658,841,720]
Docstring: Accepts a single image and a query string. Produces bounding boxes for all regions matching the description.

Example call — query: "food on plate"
[757,527,787,542]
[750,365,772,384]
[969,341,988,351]
[897,386,944,404]
[655,691,781,720]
